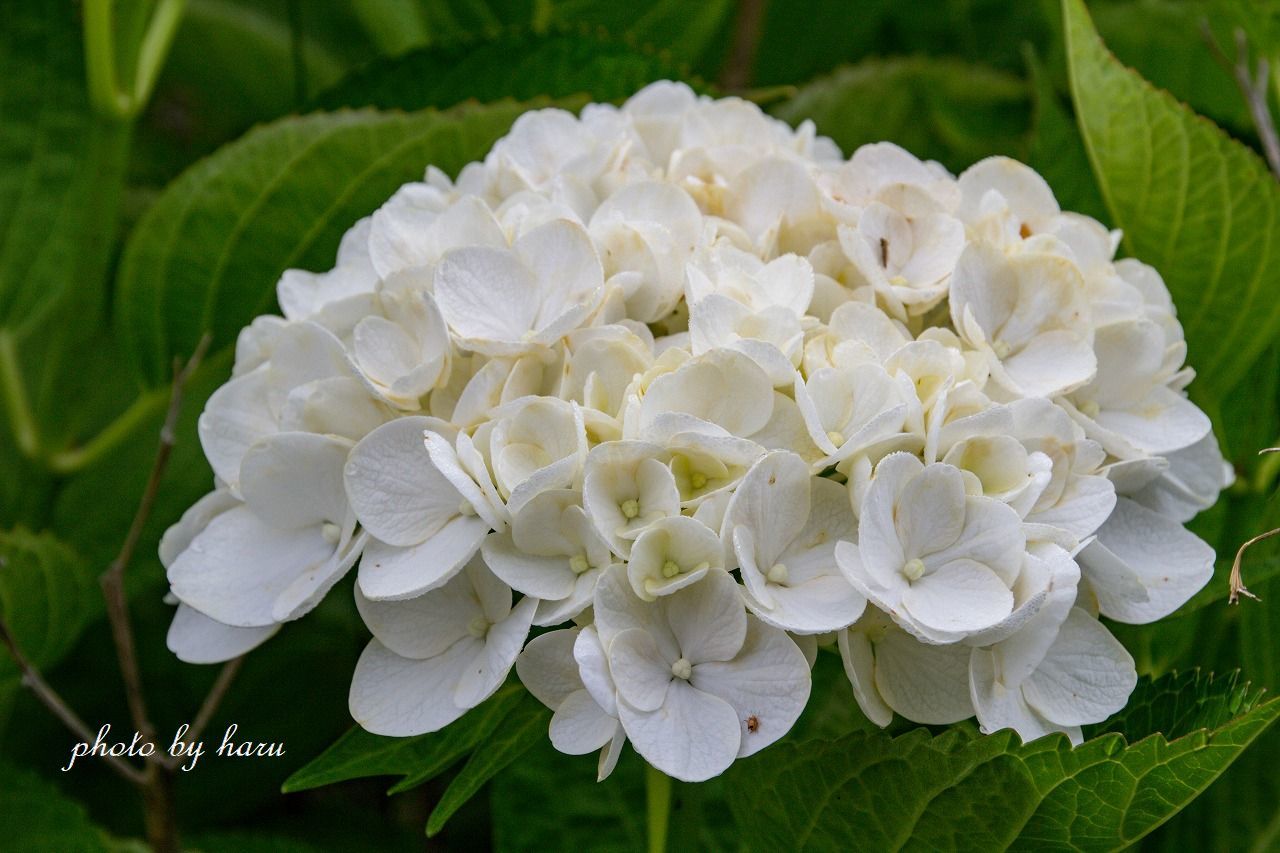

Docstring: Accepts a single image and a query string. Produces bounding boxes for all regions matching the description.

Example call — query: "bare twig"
[0,617,145,785]
[99,334,209,853]
[100,334,210,746]
[721,0,769,93]
[186,657,243,747]
[1201,22,1280,180]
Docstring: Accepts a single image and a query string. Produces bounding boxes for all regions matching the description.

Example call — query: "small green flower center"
[671,658,693,680]
[902,558,925,582]
[826,430,845,448]
[766,562,789,584]
[991,339,1012,359]
[467,617,490,639]
[690,471,708,489]
[321,522,341,545]
[620,498,640,519]
[569,554,590,574]
[662,559,682,579]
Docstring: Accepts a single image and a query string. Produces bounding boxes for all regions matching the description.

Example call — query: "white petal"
[999,330,1097,398]
[550,689,618,754]
[1021,608,1137,726]
[1093,386,1211,456]
[640,348,774,438]
[349,637,478,736]
[609,628,675,712]
[159,490,238,569]
[198,368,275,489]
[482,530,577,601]
[723,451,811,569]
[1078,497,1213,623]
[240,432,351,530]
[901,559,1014,641]
[516,627,582,708]
[354,566,479,658]
[691,618,810,756]
[873,626,973,724]
[166,603,278,664]
[619,681,741,782]
[575,625,619,717]
[666,568,748,663]
[345,417,467,546]
[435,246,539,347]
[515,219,604,328]
[358,517,487,600]
[838,626,893,727]
[272,531,366,622]
[455,596,537,709]
[970,649,1073,743]
[168,506,335,628]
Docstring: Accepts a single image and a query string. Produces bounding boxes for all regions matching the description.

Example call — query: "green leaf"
[282,683,525,793]
[115,98,560,386]
[0,529,98,690]
[539,0,734,77]
[1089,1,1253,137]
[1063,0,1280,398]
[750,0,1052,86]
[492,740,740,852]
[772,57,1031,174]
[312,29,693,112]
[723,669,1280,851]
[492,742,646,852]
[0,760,110,853]
[0,2,130,336]
[348,0,734,78]
[426,691,551,836]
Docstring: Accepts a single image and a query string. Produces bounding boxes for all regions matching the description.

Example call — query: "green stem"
[83,0,130,118]
[46,388,170,475]
[646,763,672,853]
[83,0,187,120]
[0,331,40,460]
[130,0,186,112]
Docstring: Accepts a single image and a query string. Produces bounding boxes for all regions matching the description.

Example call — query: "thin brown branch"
[1201,21,1280,180]
[721,0,769,93]
[186,656,243,747]
[0,616,145,785]
[100,334,210,747]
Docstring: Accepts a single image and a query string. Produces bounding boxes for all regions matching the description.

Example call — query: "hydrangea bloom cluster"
[162,82,1231,782]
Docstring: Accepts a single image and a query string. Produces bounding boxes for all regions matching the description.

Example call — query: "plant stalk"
[646,763,672,853]
[0,331,40,461]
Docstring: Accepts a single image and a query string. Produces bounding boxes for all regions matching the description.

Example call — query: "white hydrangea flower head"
[163,81,1230,778]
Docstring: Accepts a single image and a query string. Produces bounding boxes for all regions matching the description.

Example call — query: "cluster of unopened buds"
[162,82,1231,782]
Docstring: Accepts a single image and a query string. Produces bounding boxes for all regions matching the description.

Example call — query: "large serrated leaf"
[311,29,692,113]
[722,670,1279,851]
[0,2,129,336]
[771,57,1031,173]
[281,683,525,794]
[0,528,98,695]
[115,99,559,386]
[1063,0,1280,399]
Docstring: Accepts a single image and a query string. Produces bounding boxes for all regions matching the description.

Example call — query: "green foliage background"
[2,0,1280,850]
